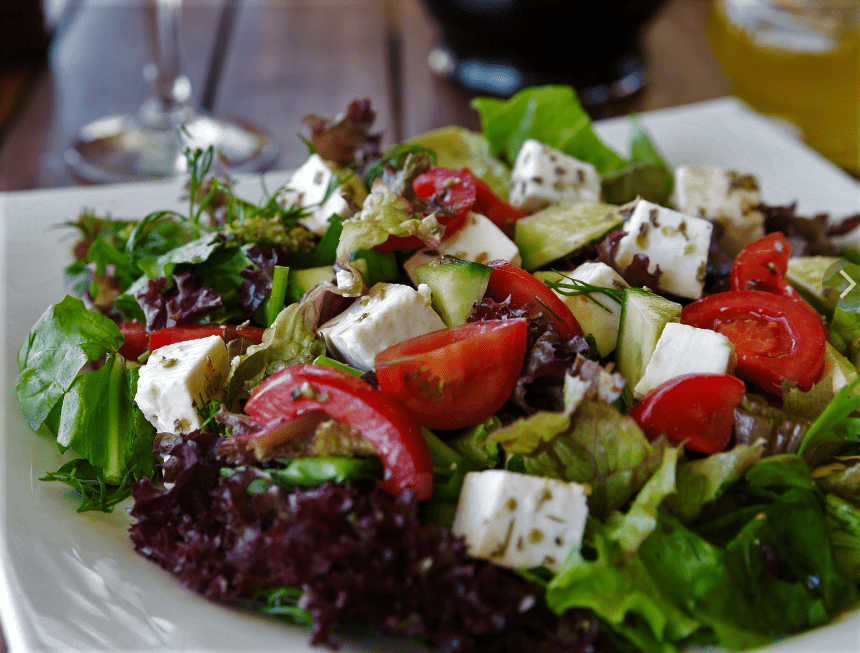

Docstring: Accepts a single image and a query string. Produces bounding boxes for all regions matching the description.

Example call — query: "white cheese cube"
[553,262,628,357]
[614,199,713,300]
[633,323,736,399]
[452,470,589,572]
[672,165,765,256]
[509,139,602,212]
[317,282,446,371]
[135,335,229,434]
[404,212,521,284]
[281,153,351,235]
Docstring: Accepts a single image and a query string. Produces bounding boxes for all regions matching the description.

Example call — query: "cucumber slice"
[615,288,682,398]
[414,256,492,326]
[287,266,334,303]
[514,200,624,271]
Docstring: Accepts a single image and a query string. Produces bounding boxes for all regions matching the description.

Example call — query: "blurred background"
[0,0,855,186]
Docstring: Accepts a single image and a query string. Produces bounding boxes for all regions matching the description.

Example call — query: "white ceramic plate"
[1,98,859,653]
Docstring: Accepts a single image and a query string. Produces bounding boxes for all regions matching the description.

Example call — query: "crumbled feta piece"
[135,335,229,434]
[633,323,736,399]
[317,282,446,370]
[672,165,765,256]
[404,212,521,284]
[509,139,601,212]
[553,261,628,357]
[614,199,713,300]
[452,470,589,572]
[281,153,351,235]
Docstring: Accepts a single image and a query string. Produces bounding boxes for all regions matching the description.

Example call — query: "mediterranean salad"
[16,85,860,653]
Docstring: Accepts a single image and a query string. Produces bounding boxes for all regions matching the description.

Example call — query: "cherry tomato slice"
[118,321,148,361]
[485,260,583,338]
[375,319,528,430]
[681,289,826,394]
[374,166,477,252]
[462,169,528,239]
[244,364,433,499]
[730,232,800,299]
[629,373,746,454]
[149,323,266,352]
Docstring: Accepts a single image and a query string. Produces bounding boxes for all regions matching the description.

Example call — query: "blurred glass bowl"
[422,0,666,107]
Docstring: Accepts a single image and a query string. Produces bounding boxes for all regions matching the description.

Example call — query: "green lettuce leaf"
[487,399,665,518]
[335,180,442,265]
[825,493,860,580]
[471,85,626,173]
[17,295,123,430]
[600,114,674,205]
[812,453,860,503]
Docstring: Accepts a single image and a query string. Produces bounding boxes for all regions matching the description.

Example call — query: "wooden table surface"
[0,0,727,650]
[0,0,731,193]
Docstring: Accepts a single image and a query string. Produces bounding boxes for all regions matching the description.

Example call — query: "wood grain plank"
[0,0,224,191]
[217,0,394,172]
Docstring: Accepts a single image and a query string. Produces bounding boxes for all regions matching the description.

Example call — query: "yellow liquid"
[708,0,860,173]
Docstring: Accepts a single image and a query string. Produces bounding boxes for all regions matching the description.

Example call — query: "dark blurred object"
[0,2,50,67]
[422,0,666,106]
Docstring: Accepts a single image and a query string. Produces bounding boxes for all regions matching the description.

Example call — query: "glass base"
[65,110,278,184]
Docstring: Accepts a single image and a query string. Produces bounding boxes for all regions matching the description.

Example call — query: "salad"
[14,86,860,653]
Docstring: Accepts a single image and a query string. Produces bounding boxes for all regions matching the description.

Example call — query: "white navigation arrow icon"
[840,270,856,298]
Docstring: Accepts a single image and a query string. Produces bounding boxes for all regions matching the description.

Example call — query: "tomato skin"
[118,321,148,360]
[244,364,433,500]
[460,169,528,239]
[730,232,800,299]
[375,319,528,430]
[149,323,266,352]
[485,260,583,338]
[374,166,476,252]
[629,373,746,454]
[681,290,826,394]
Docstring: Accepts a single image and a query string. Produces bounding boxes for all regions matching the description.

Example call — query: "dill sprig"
[544,272,625,312]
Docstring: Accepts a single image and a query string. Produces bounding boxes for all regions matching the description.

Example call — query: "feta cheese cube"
[552,262,628,357]
[509,139,602,212]
[135,335,229,434]
[404,212,521,284]
[672,165,765,256]
[281,153,351,235]
[452,470,589,572]
[633,323,736,399]
[317,282,446,370]
[614,199,713,300]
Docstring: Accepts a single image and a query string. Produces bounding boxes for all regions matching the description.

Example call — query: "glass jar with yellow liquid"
[709,0,859,174]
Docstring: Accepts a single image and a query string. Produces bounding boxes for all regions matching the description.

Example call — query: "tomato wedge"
[118,321,148,361]
[681,289,826,394]
[460,169,528,239]
[149,323,266,352]
[374,166,476,252]
[375,319,528,430]
[243,364,433,499]
[730,232,800,299]
[630,373,746,454]
[485,260,583,338]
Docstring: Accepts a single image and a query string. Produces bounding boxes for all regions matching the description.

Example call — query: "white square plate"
[1,98,859,652]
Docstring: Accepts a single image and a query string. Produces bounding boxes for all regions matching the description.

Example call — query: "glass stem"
[145,0,191,111]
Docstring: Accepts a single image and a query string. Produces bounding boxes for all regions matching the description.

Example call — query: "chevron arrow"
[840,270,856,298]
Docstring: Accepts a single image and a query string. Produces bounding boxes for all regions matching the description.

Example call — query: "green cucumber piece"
[287,266,334,303]
[615,288,682,398]
[514,200,624,271]
[414,256,492,326]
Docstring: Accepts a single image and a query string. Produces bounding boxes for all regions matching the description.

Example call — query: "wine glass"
[64,0,278,183]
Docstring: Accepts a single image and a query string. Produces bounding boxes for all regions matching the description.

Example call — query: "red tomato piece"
[730,232,800,299]
[681,290,826,394]
[374,166,477,252]
[149,323,265,352]
[629,373,746,454]
[485,260,583,338]
[118,321,148,361]
[375,319,528,430]
[461,169,528,239]
[244,364,433,500]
